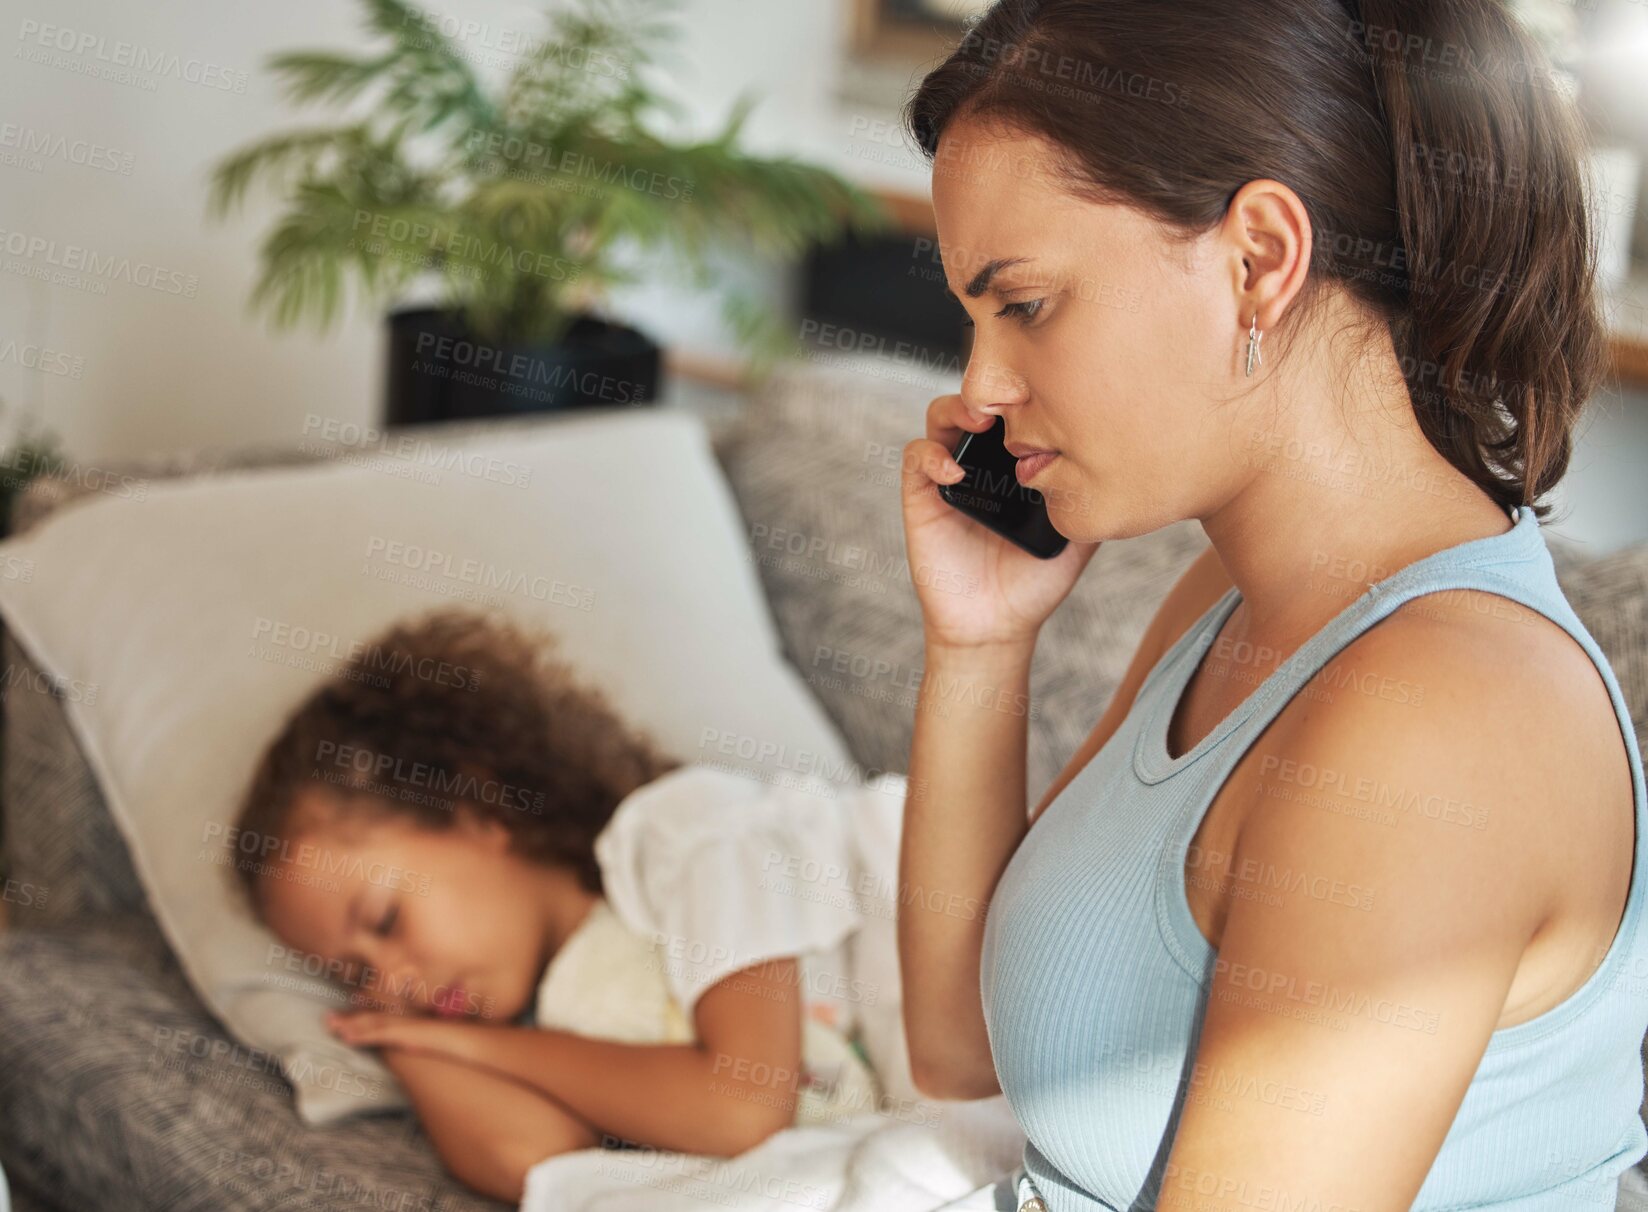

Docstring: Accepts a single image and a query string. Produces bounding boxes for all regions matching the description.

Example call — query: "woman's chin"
[1037,467,1090,520]
[1038,483,1103,543]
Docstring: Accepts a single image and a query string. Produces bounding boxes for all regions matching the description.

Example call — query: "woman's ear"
[1225,177,1312,332]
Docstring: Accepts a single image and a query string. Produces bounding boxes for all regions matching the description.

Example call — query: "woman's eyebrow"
[946,256,1035,300]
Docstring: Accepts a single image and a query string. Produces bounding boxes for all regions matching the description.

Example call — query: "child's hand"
[325,1008,466,1057]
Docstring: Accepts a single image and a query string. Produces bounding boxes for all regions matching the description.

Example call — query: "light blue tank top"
[981,504,1648,1210]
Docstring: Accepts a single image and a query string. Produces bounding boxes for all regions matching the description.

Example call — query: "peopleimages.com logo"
[0,122,135,174]
[0,227,197,295]
[14,20,249,93]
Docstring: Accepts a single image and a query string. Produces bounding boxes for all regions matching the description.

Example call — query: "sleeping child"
[225,606,884,1203]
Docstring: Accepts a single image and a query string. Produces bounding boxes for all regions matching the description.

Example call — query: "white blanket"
[520,1097,1026,1212]
[519,771,1029,1210]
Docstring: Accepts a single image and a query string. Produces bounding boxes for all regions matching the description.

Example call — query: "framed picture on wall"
[851,0,991,60]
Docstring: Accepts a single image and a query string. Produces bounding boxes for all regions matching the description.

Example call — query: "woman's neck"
[1202,329,1512,644]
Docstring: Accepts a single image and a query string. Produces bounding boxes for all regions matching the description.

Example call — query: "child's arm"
[378,1047,600,1203]
[334,956,805,1158]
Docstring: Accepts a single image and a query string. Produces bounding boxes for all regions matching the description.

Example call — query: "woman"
[896,2,1646,1209]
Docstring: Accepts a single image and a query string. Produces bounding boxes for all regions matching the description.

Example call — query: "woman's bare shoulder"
[1266,586,1636,953]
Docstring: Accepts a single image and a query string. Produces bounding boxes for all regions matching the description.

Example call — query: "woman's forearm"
[380,1048,599,1203]
[448,1028,783,1158]
[898,636,1035,1100]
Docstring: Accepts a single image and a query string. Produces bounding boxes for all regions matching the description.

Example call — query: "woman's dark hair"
[228,607,682,914]
[905,0,1607,520]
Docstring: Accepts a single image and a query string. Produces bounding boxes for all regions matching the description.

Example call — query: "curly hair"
[227,606,683,917]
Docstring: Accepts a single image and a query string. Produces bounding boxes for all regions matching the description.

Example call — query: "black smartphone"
[937,416,1069,560]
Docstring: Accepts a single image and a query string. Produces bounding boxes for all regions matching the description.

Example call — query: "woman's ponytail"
[1352,0,1607,518]
[905,0,1610,520]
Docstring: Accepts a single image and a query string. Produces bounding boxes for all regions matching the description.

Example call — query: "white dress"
[531,763,885,1128]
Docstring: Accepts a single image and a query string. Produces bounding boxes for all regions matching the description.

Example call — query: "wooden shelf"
[869,186,938,237]
[663,347,750,392]
[1611,338,1648,390]
[1605,271,1648,392]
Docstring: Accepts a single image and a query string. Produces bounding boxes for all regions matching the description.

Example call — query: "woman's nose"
[960,352,1028,415]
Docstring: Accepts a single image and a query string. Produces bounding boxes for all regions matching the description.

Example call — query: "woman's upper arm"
[1028,543,1231,826]
[1155,623,1547,1210]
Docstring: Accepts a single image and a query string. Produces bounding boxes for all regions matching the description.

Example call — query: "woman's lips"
[434,984,468,1018]
[1015,452,1059,485]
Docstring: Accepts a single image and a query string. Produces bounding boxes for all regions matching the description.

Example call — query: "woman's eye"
[996,298,1045,325]
[959,300,1045,329]
[375,906,398,937]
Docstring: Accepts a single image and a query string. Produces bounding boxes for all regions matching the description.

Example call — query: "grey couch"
[2,357,1647,1210]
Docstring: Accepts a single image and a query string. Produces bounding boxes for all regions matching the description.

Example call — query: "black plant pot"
[384,306,663,426]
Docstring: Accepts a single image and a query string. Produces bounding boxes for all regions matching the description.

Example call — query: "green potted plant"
[209,0,889,423]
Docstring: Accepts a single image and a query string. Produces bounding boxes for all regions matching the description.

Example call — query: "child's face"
[256,788,559,1023]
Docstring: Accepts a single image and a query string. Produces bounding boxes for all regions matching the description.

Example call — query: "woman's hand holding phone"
[900,394,1101,652]
[897,395,1102,1097]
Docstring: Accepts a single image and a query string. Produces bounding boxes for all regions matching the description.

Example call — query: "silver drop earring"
[1245,314,1264,378]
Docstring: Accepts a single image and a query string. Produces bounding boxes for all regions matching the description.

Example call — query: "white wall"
[0,0,926,464]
